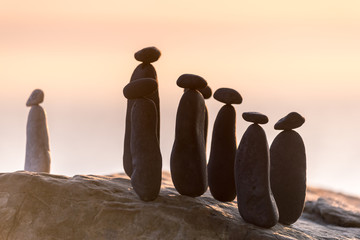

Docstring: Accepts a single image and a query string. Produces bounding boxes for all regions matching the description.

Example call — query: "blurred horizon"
[1,0,360,197]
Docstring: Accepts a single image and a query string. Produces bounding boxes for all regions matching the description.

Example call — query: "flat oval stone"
[274,112,305,130]
[177,74,207,90]
[26,89,44,106]
[134,47,161,63]
[123,78,158,99]
[199,86,212,99]
[213,88,242,104]
[242,112,268,124]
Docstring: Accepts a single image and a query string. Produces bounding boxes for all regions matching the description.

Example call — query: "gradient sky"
[1,1,360,196]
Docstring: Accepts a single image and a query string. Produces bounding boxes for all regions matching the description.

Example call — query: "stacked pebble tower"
[170,74,208,197]
[123,47,161,177]
[207,88,242,202]
[235,112,279,228]
[25,89,51,173]
[123,78,162,201]
[270,112,306,225]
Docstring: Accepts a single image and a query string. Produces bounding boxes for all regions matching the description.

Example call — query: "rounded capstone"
[134,47,161,63]
[176,74,207,90]
[26,89,44,106]
[242,112,268,124]
[213,88,242,105]
[199,86,212,99]
[274,112,305,130]
[123,78,158,99]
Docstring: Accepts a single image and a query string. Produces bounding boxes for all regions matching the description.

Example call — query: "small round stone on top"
[123,78,158,99]
[134,47,161,63]
[177,74,207,90]
[213,88,242,105]
[26,89,44,106]
[242,112,268,124]
[198,86,212,99]
[274,112,305,130]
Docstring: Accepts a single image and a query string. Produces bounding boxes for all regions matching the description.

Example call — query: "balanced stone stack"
[270,112,306,224]
[170,74,208,197]
[24,89,51,173]
[123,78,162,202]
[207,88,242,202]
[124,47,161,177]
[235,112,279,228]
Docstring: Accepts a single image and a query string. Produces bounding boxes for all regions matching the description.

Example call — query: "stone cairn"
[235,112,279,228]
[270,112,306,225]
[123,47,161,177]
[170,74,208,197]
[25,89,51,173]
[207,88,242,202]
[123,78,162,202]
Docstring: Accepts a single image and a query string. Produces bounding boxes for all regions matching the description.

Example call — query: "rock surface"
[0,171,359,240]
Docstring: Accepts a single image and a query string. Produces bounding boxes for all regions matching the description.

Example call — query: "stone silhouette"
[198,86,212,147]
[171,74,208,197]
[124,47,161,177]
[25,89,51,173]
[235,112,279,228]
[270,112,306,225]
[207,88,242,202]
[123,78,162,201]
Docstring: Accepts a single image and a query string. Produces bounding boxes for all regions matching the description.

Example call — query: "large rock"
[0,171,359,239]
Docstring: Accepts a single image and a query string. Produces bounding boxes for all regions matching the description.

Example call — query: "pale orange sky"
[0,0,360,196]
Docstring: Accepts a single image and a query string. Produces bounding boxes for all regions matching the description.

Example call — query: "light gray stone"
[25,90,51,173]
[0,171,358,239]
[26,89,44,106]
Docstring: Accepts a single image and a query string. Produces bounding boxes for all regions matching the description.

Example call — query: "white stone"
[25,105,51,173]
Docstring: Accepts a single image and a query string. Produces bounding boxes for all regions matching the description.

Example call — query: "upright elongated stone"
[235,114,278,228]
[170,74,207,197]
[270,113,306,225]
[25,89,51,173]
[208,88,242,202]
[208,105,237,202]
[124,78,162,201]
[130,99,162,201]
[124,47,161,177]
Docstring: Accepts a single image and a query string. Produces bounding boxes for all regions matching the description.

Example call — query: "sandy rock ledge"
[0,171,359,239]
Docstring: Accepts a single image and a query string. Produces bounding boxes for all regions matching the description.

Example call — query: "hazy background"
[1,0,359,196]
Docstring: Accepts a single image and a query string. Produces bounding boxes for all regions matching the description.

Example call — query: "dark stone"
[130,98,162,201]
[208,105,237,202]
[123,78,158,99]
[134,46,161,63]
[213,88,242,105]
[270,130,306,225]
[170,89,207,197]
[176,74,207,90]
[274,112,305,130]
[242,112,268,124]
[199,86,212,99]
[204,106,209,148]
[124,63,160,177]
[235,124,279,228]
